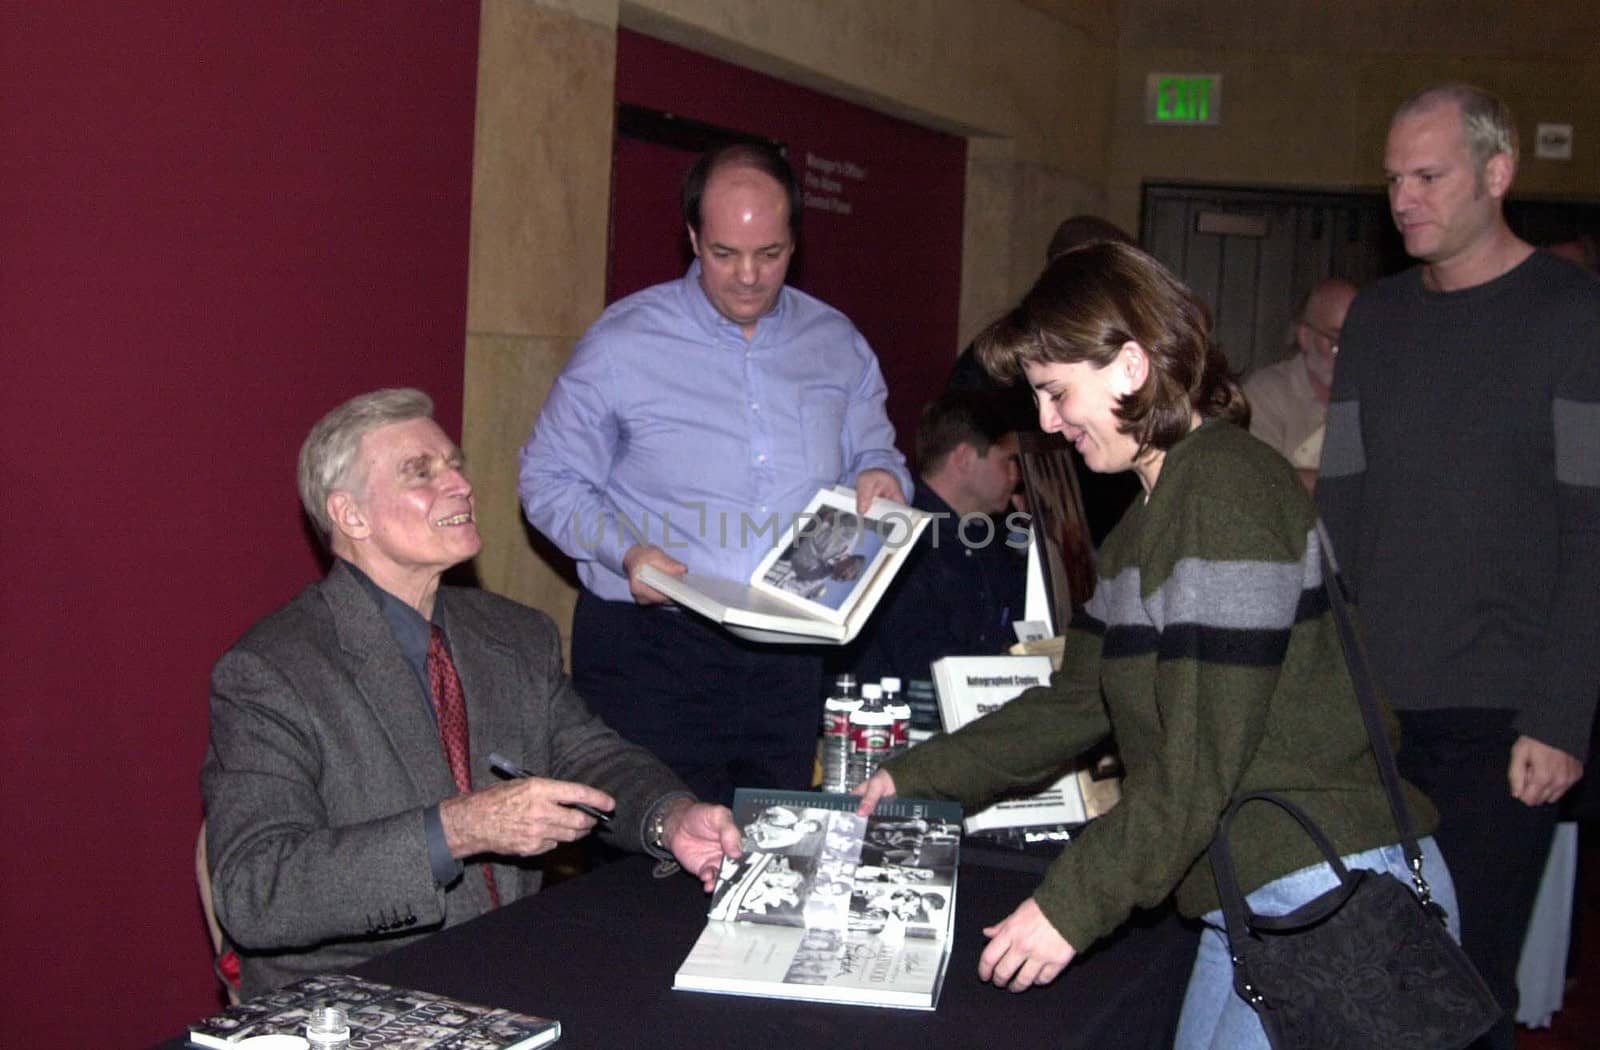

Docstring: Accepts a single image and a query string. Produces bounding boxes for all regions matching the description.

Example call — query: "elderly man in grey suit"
[203,388,741,997]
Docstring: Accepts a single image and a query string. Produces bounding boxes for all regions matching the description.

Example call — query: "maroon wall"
[0,4,480,1044]
[612,30,968,460]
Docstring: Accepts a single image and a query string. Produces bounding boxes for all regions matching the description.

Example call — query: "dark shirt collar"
[339,559,447,674]
[912,481,963,537]
[912,481,958,517]
[914,477,1024,557]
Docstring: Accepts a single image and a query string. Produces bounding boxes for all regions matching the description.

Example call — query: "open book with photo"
[639,486,931,644]
[932,654,1122,832]
[187,972,560,1050]
[673,788,962,1010]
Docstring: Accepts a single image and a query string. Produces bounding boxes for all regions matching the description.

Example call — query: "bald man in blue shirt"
[520,143,909,804]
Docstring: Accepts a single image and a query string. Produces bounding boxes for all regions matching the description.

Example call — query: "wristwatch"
[646,797,685,877]
[647,803,672,854]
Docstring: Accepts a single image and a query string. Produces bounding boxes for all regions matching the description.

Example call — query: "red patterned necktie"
[426,624,500,908]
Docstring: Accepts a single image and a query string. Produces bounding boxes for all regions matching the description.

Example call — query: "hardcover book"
[187,973,560,1049]
[931,655,1122,831]
[673,788,962,1010]
[638,486,930,645]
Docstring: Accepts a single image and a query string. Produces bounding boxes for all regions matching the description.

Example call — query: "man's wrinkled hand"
[440,777,614,859]
[1508,735,1582,807]
[663,799,743,891]
[623,544,686,605]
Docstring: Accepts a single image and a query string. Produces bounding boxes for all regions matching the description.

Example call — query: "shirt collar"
[912,482,959,530]
[340,558,446,664]
[679,259,787,344]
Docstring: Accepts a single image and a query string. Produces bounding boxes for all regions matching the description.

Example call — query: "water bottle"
[820,674,860,793]
[847,684,893,787]
[305,1005,351,1049]
[880,676,911,756]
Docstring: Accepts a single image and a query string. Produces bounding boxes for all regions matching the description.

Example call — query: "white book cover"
[930,655,1088,831]
[674,789,961,1010]
[639,487,930,645]
[1023,525,1055,633]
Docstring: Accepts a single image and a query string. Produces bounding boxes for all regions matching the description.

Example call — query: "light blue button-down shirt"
[519,261,910,602]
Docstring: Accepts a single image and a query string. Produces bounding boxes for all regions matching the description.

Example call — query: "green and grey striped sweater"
[885,420,1437,952]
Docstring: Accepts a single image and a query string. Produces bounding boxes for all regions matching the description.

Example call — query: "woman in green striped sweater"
[854,241,1459,1049]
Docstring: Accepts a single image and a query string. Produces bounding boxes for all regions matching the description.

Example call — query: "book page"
[714,790,959,940]
[750,489,912,624]
[677,789,962,1009]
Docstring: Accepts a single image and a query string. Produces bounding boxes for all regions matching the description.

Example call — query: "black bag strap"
[1206,521,1438,937]
[1314,519,1429,883]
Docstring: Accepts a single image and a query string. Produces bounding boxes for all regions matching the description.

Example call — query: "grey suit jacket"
[202,562,687,997]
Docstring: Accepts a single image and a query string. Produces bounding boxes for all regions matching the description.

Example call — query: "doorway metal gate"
[1140,184,1403,375]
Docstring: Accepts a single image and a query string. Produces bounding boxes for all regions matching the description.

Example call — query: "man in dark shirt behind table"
[851,391,1027,685]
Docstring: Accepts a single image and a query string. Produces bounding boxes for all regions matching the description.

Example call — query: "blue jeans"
[1174,836,1460,1050]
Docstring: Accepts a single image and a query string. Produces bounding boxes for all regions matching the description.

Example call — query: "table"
[165,850,1197,1049]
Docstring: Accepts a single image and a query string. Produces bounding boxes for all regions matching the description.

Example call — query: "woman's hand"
[851,769,897,816]
[979,897,1076,991]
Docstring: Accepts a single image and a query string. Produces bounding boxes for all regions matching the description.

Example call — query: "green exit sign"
[1145,74,1222,126]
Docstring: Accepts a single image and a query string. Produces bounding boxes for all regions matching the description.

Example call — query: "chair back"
[196,821,242,1003]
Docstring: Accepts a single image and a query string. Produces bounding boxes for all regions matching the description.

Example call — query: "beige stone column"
[462,0,620,631]
[962,140,1118,349]
[959,138,1017,350]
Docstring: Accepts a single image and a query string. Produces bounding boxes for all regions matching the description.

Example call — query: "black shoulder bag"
[1205,522,1501,1050]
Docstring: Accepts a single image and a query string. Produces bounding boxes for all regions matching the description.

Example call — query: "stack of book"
[187,973,560,1049]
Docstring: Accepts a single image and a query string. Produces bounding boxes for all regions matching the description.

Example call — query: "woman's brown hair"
[975,240,1248,455]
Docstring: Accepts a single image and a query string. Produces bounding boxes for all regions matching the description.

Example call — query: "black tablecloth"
[164,850,1197,1049]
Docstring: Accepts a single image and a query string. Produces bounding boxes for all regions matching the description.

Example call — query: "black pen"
[487,752,613,823]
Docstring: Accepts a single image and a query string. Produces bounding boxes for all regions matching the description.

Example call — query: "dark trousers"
[571,591,825,806]
[1397,708,1560,1050]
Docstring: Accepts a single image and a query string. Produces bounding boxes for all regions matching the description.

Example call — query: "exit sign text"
[1145,74,1223,126]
